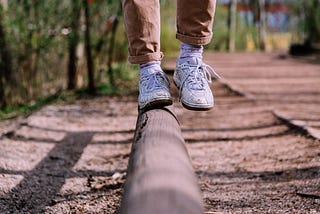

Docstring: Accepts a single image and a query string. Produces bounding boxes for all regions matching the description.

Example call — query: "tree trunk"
[83,0,96,94]
[258,0,267,50]
[30,1,41,98]
[107,4,122,92]
[0,75,5,108]
[120,107,203,214]
[107,16,117,92]
[0,4,12,108]
[305,0,320,43]
[0,8,5,108]
[67,0,81,90]
[228,0,237,52]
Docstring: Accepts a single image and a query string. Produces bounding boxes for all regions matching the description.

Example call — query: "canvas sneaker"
[138,68,173,110]
[173,57,220,111]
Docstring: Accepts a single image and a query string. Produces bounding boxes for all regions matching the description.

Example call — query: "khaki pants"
[122,0,216,64]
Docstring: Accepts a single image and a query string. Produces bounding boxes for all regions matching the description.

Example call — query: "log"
[120,107,203,214]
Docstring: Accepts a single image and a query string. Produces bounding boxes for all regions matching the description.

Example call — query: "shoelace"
[199,63,222,83]
[178,62,221,100]
[140,71,170,93]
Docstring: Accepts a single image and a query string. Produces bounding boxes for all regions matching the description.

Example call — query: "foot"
[138,64,172,110]
[173,57,220,111]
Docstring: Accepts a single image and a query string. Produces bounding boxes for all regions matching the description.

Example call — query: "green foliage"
[113,17,129,62]
[160,22,180,57]
[278,0,320,44]
[303,0,320,43]
[1,0,127,109]
[109,62,139,95]
[160,0,180,57]
[3,0,316,114]
[0,61,138,119]
[206,4,229,51]
[77,62,139,96]
[0,92,63,120]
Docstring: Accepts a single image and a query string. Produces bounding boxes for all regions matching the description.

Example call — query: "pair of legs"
[122,0,218,110]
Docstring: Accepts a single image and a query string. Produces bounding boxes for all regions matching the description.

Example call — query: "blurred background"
[0,0,319,116]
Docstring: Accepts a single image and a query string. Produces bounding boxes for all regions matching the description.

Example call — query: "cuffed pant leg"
[122,0,163,64]
[176,0,216,45]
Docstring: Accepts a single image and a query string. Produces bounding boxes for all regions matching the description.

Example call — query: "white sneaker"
[139,69,173,110]
[173,57,220,111]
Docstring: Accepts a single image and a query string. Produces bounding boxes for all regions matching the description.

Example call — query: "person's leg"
[174,0,219,111]
[122,0,163,64]
[176,0,216,46]
[122,0,172,109]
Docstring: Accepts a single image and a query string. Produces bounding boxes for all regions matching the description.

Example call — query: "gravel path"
[0,53,319,213]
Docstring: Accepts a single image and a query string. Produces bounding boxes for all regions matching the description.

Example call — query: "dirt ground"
[0,53,319,213]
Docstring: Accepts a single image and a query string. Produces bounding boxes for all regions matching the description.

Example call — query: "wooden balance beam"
[120,107,203,214]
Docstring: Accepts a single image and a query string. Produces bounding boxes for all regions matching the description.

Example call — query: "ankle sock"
[140,61,162,77]
[179,43,203,60]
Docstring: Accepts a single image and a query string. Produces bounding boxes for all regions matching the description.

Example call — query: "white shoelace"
[177,62,221,99]
[140,71,170,93]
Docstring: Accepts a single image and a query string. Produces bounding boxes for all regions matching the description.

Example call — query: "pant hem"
[176,33,212,46]
[128,52,164,64]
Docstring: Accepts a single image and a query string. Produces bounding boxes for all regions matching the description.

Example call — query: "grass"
[0,92,65,120]
[0,62,139,120]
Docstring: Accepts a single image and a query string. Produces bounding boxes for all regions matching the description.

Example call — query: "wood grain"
[120,106,203,214]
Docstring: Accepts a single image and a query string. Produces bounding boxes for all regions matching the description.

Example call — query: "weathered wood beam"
[120,107,203,214]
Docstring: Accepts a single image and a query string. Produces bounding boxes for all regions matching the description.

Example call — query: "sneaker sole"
[139,98,173,110]
[173,79,213,111]
[181,101,213,111]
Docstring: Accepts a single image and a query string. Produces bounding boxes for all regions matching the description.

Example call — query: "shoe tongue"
[140,64,162,77]
[179,56,202,66]
[188,57,200,65]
